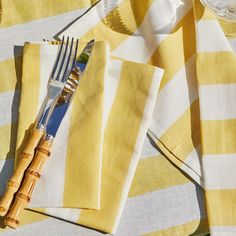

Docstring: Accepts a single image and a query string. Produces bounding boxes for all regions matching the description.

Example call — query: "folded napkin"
[16,41,107,210]
[16,40,163,233]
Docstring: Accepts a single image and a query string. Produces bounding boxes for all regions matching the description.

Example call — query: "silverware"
[0,37,78,217]
[45,39,95,139]
[37,36,79,130]
[4,40,95,229]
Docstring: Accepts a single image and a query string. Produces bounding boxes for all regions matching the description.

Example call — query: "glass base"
[200,0,236,21]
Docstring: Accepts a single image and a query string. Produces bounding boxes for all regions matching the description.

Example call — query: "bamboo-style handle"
[4,138,52,228]
[0,128,44,217]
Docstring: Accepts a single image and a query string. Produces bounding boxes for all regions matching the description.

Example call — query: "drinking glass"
[200,0,236,21]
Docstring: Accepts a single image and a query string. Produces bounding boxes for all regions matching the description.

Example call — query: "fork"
[0,36,78,216]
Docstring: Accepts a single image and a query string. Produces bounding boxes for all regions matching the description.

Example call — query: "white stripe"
[1,217,103,236]
[99,58,122,204]
[112,68,163,233]
[210,226,236,236]
[140,135,162,159]
[181,145,204,187]
[45,208,81,223]
[0,9,88,62]
[148,128,204,186]
[38,44,59,111]
[174,0,193,24]
[28,45,70,207]
[140,0,184,32]
[203,153,236,189]
[149,55,198,138]
[116,183,206,235]
[138,0,191,35]
[59,0,124,39]
[98,43,112,206]
[103,59,123,129]
[1,183,206,235]
[199,83,236,120]
[228,37,236,52]
[0,159,14,196]
[0,90,20,126]
[112,36,153,63]
[196,20,232,52]
[29,103,71,208]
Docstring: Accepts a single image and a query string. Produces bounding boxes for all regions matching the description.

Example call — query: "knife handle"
[4,138,52,229]
[0,128,44,217]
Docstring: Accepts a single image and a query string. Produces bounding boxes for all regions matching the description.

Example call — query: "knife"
[4,40,95,229]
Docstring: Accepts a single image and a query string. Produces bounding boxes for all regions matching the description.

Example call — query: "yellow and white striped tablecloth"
[0,0,223,235]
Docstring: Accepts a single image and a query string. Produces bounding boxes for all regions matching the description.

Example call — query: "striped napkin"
[17,40,163,233]
[16,41,107,210]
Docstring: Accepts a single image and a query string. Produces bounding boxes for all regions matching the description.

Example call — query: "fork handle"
[0,128,44,217]
[5,138,52,228]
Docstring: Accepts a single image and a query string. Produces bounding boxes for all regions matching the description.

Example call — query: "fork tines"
[51,36,79,83]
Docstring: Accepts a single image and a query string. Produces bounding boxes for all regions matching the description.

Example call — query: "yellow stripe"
[0,0,2,22]
[155,99,200,168]
[0,56,21,168]
[0,210,47,232]
[102,0,137,35]
[197,52,236,85]
[63,42,106,209]
[145,219,209,236]
[15,44,41,164]
[128,0,154,28]
[0,0,96,28]
[194,0,236,39]
[80,24,129,52]
[151,9,196,90]
[202,119,236,155]
[206,189,236,226]
[78,62,156,233]
[0,57,22,93]
[219,19,236,37]
[193,0,216,21]
[0,122,18,160]
[21,210,47,227]
[128,154,190,198]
